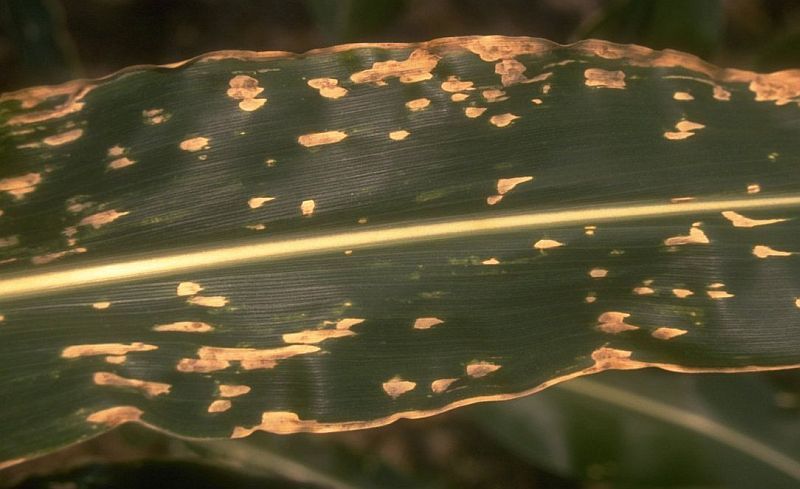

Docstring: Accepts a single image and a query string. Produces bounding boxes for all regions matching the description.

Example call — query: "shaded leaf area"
[10,460,326,489]
[0,36,799,464]
[472,370,800,488]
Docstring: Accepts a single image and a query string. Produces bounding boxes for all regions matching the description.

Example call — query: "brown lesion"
[0,172,42,199]
[297,131,347,147]
[42,128,83,146]
[153,321,215,333]
[227,75,267,111]
[752,245,792,258]
[721,210,786,228]
[382,377,417,399]
[350,49,439,84]
[584,68,626,89]
[62,342,158,358]
[596,311,640,334]
[307,78,348,99]
[177,344,320,372]
[86,406,143,426]
[208,400,232,413]
[466,361,501,378]
[93,372,171,397]
[652,327,688,340]
[664,224,710,246]
[179,136,210,152]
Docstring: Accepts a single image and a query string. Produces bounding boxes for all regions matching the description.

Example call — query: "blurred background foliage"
[1,1,799,488]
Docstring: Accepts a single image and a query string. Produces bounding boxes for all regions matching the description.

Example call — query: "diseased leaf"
[0,35,799,466]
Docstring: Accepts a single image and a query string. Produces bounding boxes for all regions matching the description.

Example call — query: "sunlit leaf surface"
[1,36,799,465]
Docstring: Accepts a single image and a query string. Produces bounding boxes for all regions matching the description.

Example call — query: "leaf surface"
[1,35,799,465]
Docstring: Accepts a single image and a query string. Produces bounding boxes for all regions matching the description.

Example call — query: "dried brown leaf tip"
[382,377,416,399]
[227,75,267,111]
[584,68,626,89]
[307,78,347,99]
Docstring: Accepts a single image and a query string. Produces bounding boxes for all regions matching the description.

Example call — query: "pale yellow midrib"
[0,196,798,300]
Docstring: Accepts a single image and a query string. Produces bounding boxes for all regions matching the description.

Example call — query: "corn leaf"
[1,36,799,466]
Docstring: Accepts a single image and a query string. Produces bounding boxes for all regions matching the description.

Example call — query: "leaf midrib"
[1,195,798,300]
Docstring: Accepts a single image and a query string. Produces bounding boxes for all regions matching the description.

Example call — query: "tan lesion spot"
[441,76,474,92]
[382,377,416,399]
[143,108,170,125]
[673,91,694,101]
[92,301,111,310]
[465,107,487,118]
[466,361,501,378]
[282,329,355,344]
[350,49,439,84]
[208,400,232,413]
[489,113,519,127]
[795,298,800,309]
[307,78,347,99]
[482,89,507,102]
[652,327,688,340]
[298,131,347,147]
[93,372,171,397]
[405,98,431,111]
[431,378,458,394]
[177,281,203,296]
[496,176,533,194]
[664,224,709,246]
[481,257,500,265]
[177,345,320,372]
[227,75,267,111]
[747,184,761,194]
[753,245,792,258]
[721,211,786,228]
[108,157,136,170]
[597,311,640,334]
[495,59,529,86]
[589,268,608,278]
[219,385,251,397]
[87,406,143,426]
[0,235,19,248]
[633,286,654,295]
[187,296,228,308]
[584,68,626,89]
[413,317,444,330]
[105,355,126,364]
[78,209,129,229]
[531,98,543,105]
[301,199,316,216]
[672,288,694,298]
[0,172,42,199]
[584,225,597,236]
[153,321,215,333]
[62,342,158,358]
[389,130,410,140]
[451,93,469,102]
[664,120,705,140]
[707,283,734,299]
[533,239,564,250]
[179,136,210,152]
[248,196,275,209]
[43,128,83,146]
[31,247,87,265]
[246,223,266,231]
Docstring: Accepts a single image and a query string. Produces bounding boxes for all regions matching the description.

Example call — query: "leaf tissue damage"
[0,35,799,466]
